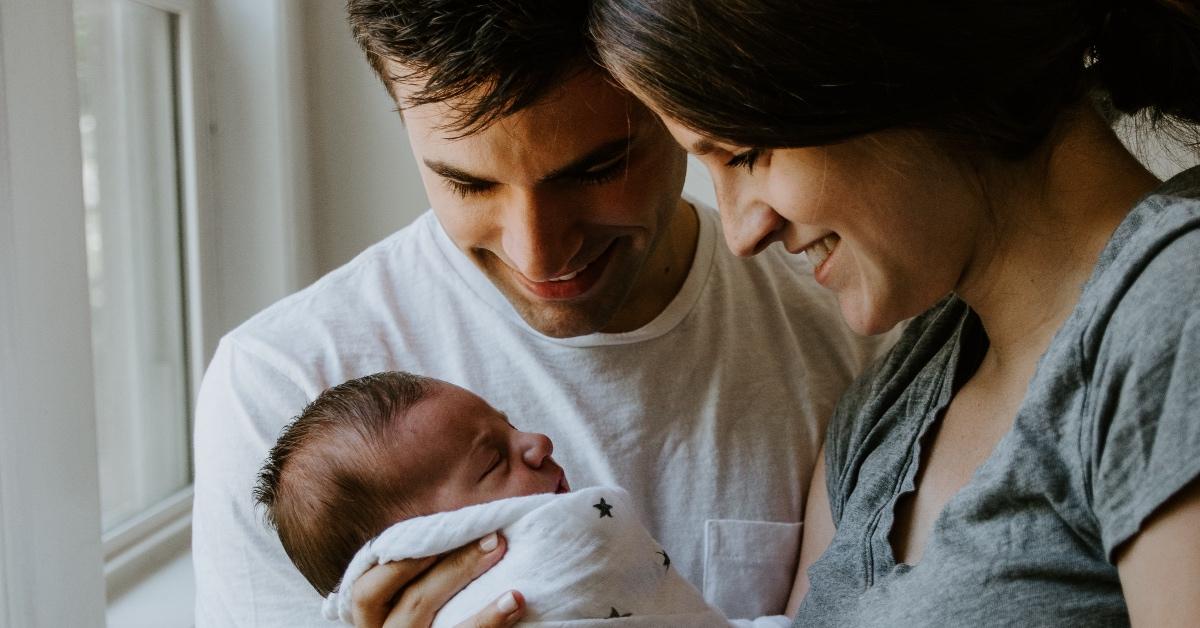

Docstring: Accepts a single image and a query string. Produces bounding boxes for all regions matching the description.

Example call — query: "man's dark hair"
[346,0,593,136]
[253,371,433,596]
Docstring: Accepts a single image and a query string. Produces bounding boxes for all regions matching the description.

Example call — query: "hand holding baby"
[348,538,523,628]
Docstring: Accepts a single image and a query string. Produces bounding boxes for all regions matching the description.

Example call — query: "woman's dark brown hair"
[590,0,1200,158]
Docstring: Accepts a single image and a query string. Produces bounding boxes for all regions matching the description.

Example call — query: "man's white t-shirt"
[192,200,892,626]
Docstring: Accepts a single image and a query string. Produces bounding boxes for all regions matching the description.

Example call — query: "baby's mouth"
[555,471,571,494]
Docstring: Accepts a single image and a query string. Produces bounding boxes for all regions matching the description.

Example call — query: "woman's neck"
[956,107,1162,377]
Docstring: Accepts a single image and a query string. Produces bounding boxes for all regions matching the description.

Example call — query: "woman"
[588,0,1200,625]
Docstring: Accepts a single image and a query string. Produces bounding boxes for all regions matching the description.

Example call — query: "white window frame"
[76,0,211,602]
[98,0,316,599]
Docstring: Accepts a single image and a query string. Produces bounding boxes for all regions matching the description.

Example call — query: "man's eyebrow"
[423,160,495,185]
[421,135,635,186]
[540,136,634,182]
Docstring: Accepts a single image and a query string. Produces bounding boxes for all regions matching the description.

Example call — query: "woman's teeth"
[805,234,841,268]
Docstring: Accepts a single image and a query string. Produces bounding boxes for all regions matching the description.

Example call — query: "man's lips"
[514,242,616,300]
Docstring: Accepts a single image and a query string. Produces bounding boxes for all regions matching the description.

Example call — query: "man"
[192,1,890,625]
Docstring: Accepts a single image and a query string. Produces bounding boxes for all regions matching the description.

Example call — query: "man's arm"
[1117,476,1200,627]
[786,446,835,616]
[192,337,329,627]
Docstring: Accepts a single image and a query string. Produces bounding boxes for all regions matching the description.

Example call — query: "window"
[72,0,209,611]
[75,0,193,535]
[3,0,301,623]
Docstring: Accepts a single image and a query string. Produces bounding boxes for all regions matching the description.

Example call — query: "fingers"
[454,590,525,628]
[352,555,439,627]
[380,532,510,628]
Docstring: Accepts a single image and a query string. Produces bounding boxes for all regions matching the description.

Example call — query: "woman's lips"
[805,233,841,285]
[516,242,616,300]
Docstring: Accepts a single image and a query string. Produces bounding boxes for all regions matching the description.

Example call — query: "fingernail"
[479,532,499,552]
[497,591,518,613]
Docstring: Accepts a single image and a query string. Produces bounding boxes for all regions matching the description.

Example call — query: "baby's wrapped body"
[324,487,786,627]
[256,373,790,626]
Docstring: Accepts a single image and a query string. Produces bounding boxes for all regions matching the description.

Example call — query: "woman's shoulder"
[1068,167,1200,558]
[1084,167,1200,357]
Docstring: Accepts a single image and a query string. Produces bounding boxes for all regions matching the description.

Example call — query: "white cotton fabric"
[193,200,895,626]
[322,487,736,627]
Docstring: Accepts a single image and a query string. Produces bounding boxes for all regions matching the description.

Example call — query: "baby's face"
[395,381,570,514]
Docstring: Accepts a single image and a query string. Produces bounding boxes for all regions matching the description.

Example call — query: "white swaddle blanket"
[322,486,738,626]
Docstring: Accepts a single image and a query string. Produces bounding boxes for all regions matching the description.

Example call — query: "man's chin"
[477,250,640,338]
[509,301,618,338]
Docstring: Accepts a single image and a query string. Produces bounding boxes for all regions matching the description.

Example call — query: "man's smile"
[509,241,619,300]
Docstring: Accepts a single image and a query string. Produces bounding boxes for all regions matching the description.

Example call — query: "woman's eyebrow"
[691,138,717,155]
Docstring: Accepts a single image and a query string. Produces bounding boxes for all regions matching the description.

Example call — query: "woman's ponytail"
[1094,0,1200,125]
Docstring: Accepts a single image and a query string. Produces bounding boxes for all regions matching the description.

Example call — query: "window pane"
[75,0,192,532]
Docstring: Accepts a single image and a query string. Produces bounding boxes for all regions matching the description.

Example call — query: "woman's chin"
[840,295,903,337]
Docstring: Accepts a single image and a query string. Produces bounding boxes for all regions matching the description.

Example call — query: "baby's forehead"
[398,382,508,440]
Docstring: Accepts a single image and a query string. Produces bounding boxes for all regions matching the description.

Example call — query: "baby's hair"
[254,371,434,596]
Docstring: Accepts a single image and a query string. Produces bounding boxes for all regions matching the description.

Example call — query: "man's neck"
[601,198,699,333]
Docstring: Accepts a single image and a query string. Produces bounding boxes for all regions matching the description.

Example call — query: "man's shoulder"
[228,211,442,345]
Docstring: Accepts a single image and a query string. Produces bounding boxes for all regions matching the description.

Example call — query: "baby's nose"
[521,432,554,467]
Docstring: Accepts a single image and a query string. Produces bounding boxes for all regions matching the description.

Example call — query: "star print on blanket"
[321,486,732,627]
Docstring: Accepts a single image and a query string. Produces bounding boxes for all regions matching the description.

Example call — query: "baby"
[254,372,783,626]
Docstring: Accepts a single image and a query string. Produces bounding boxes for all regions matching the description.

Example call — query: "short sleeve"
[1089,250,1200,561]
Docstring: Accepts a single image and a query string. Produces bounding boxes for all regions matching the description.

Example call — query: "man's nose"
[500,191,582,280]
[519,432,554,469]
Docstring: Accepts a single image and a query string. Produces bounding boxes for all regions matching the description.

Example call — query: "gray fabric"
[796,166,1200,628]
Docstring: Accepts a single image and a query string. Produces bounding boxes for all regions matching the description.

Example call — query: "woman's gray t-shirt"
[796,167,1200,627]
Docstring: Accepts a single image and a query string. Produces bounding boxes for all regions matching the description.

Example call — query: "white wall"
[201,0,315,339]
[300,0,429,277]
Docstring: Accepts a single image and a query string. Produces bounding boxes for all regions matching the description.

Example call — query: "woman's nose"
[721,203,786,257]
[519,432,554,468]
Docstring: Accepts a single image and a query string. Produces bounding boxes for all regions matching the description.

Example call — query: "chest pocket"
[702,519,803,620]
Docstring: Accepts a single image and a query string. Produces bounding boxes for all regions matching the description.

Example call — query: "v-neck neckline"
[872,309,989,576]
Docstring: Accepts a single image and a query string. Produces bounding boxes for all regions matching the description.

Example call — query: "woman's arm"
[785,446,836,616]
[1117,477,1200,628]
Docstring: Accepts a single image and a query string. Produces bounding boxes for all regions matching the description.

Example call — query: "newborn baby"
[254,372,782,627]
